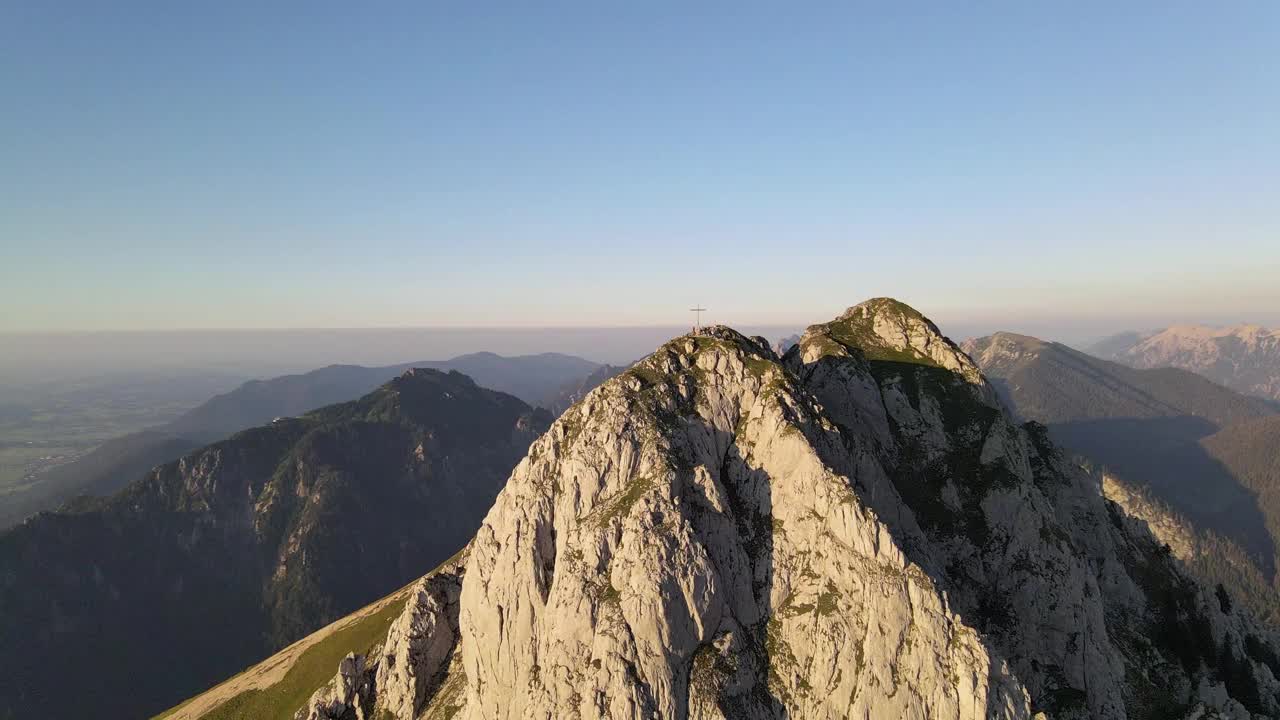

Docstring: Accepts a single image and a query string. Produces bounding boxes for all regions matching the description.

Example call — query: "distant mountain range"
[0,369,549,720]
[964,331,1280,624]
[0,352,602,530]
[962,332,1274,426]
[1091,323,1280,402]
[166,351,598,438]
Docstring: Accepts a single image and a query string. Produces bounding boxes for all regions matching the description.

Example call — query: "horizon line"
[0,322,812,335]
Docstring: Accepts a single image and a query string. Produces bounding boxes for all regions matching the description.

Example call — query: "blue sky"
[2,2,1277,332]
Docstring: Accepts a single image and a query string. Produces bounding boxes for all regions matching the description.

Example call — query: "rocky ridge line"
[296,299,1280,720]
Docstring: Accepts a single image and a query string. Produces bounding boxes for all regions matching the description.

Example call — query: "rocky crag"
[288,299,1280,719]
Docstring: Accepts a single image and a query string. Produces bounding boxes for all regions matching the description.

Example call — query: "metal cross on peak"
[690,306,707,333]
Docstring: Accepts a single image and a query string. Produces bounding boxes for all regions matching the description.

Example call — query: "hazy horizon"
[5,304,1277,340]
[5,304,1279,393]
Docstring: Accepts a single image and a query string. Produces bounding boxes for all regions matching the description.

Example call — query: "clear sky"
[3,2,1277,333]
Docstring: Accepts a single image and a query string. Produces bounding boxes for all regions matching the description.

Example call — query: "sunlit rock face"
[300,299,1280,720]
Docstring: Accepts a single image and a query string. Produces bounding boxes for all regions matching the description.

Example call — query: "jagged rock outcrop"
[297,559,466,720]
[373,568,464,719]
[297,653,378,720]
[295,299,1280,720]
[455,324,1035,719]
[1103,472,1200,559]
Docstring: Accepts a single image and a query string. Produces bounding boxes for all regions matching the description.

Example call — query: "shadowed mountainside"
[1,352,601,531]
[0,369,549,720]
[965,331,1280,624]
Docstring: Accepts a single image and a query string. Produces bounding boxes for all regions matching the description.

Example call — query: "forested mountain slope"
[0,369,548,720]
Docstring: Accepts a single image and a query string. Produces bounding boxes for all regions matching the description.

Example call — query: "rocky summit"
[283,298,1280,720]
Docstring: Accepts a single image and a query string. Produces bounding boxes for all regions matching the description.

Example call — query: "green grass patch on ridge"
[152,592,410,720]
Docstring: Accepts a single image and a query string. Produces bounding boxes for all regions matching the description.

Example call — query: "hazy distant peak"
[1085,330,1156,359]
[804,297,990,395]
[959,332,1052,373]
[397,366,467,381]
[1102,323,1280,402]
[1154,323,1276,343]
[390,367,484,396]
[964,331,1049,351]
[990,330,1048,344]
[447,350,599,364]
[772,332,801,355]
[837,296,931,325]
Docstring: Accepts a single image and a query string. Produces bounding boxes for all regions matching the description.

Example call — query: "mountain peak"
[1161,322,1274,338]
[838,296,929,322]
[609,326,787,410]
[960,332,1050,371]
[173,303,1280,720]
[985,330,1047,347]
[341,368,486,423]
[395,366,476,387]
[799,297,989,392]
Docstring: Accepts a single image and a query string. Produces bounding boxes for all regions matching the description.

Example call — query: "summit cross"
[690,306,707,333]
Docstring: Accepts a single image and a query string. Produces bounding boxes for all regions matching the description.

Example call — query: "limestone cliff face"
[454,326,1029,720]
[299,299,1280,720]
[297,558,466,720]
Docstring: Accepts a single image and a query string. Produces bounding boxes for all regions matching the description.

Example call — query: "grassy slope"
[152,588,411,720]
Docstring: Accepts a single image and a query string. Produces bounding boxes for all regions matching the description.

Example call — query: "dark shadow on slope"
[1050,416,1277,581]
[1038,348,1192,417]
[985,376,1028,424]
[1100,504,1280,717]
[858,358,1280,716]
[795,356,1258,717]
